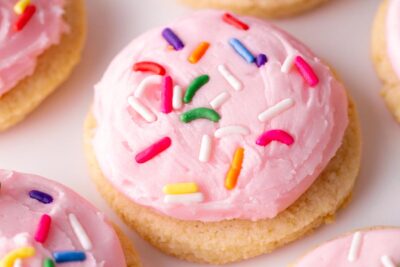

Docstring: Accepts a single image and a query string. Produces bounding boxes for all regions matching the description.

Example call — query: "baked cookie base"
[0,0,86,131]
[113,224,142,267]
[84,99,361,265]
[179,0,329,18]
[372,0,400,122]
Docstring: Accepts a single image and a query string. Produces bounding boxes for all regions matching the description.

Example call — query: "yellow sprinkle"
[0,247,35,267]
[14,0,30,15]
[225,147,244,190]
[163,182,198,195]
[188,42,210,64]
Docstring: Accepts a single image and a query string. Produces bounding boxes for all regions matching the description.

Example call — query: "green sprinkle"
[180,107,221,123]
[43,258,55,267]
[183,74,210,103]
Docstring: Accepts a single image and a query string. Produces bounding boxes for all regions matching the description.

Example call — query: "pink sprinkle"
[256,130,294,146]
[135,137,172,164]
[294,56,319,87]
[34,214,52,243]
[161,76,173,113]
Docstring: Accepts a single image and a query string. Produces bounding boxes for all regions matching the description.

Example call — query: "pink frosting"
[92,11,348,222]
[0,170,126,266]
[294,228,400,266]
[386,0,400,78]
[0,0,67,96]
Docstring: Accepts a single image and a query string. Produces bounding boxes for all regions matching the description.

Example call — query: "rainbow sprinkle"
[34,214,52,243]
[229,38,255,63]
[53,251,86,263]
[214,125,249,138]
[209,91,230,110]
[134,75,163,98]
[199,134,213,162]
[14,4,36,32]
[127,96,157,123]
[161,76,173,114]
[135,137,172,164]
[180,108,220,123]
[256,130,294,147]
[43,258,55,267]
[183,75,210,103]
[217,64,242,91]
[133,61,166,75]
[294,56,319,86]
[29,190,53,204]
[225,147,244,190]
[69,213,92,250]
[222,13,249,31]
[163,182,199,195]
[162,28,184,50]
[14,0,30,15]
[255,54,268,67]
[188,42,210,64]
[164,192,204,204]
[0,247,35,267]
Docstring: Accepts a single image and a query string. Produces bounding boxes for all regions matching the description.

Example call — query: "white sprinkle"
[13,259,22,267]
[13,233,31,246]
[258,98,295,122]
[134,75,163,98]
[164,192,204,204]
[217,64,242,91]
[381,255,396,267]
[214,125,250,138]
[199,135,212,162]
[69,213,93,250]
[347,231,362,262]
[172,85,183,110]
[127,96,157,122]
[209,92,230,109]
[281,54,296,73]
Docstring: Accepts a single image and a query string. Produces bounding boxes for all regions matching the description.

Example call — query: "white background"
[1,0,399,266]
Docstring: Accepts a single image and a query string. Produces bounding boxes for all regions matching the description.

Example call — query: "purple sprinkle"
[161,28,184,50]
[29,190,53,204]
[255,54,268,67]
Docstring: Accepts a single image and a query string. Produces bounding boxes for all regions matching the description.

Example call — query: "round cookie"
[372,0,400,122]
[0,0,86,131]
[0,170,141,267]
[293,227,400,266]
[179,0,330,18]
[84,11,361,264]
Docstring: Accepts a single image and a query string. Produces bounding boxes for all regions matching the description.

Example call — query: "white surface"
[0,0,399,266]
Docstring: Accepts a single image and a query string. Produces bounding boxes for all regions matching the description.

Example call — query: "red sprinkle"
[34,214,52,243]
[14,5,36,32]
[135,137,172,164]
[161,76,173,114]
[222,13,249,31]
[256,130,294,147]
[294,56,319,87]
[133,61,166,75]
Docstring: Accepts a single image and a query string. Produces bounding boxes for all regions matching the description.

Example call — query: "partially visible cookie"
[372,0,400,122]
[0,170,141,266]
[293,227,400,266]
[0,0,86,131]
[179,0,330,18]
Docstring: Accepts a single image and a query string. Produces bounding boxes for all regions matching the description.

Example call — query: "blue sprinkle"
[162,28,184,50]
[53,251,86,263]
[229,38,255,63]
[255,54,268,67]
[29,190,53,204]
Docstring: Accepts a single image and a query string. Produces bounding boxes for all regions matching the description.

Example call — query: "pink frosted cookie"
[84,11,361,264]
[0,0,86,131]
[372,0,400,122]
[294,228,400,267]
[0,170,141,267]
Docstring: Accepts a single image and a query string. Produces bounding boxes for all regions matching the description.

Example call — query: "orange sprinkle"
[166,45,174,51]
[225,147,244,190]
[188,42,210,64]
